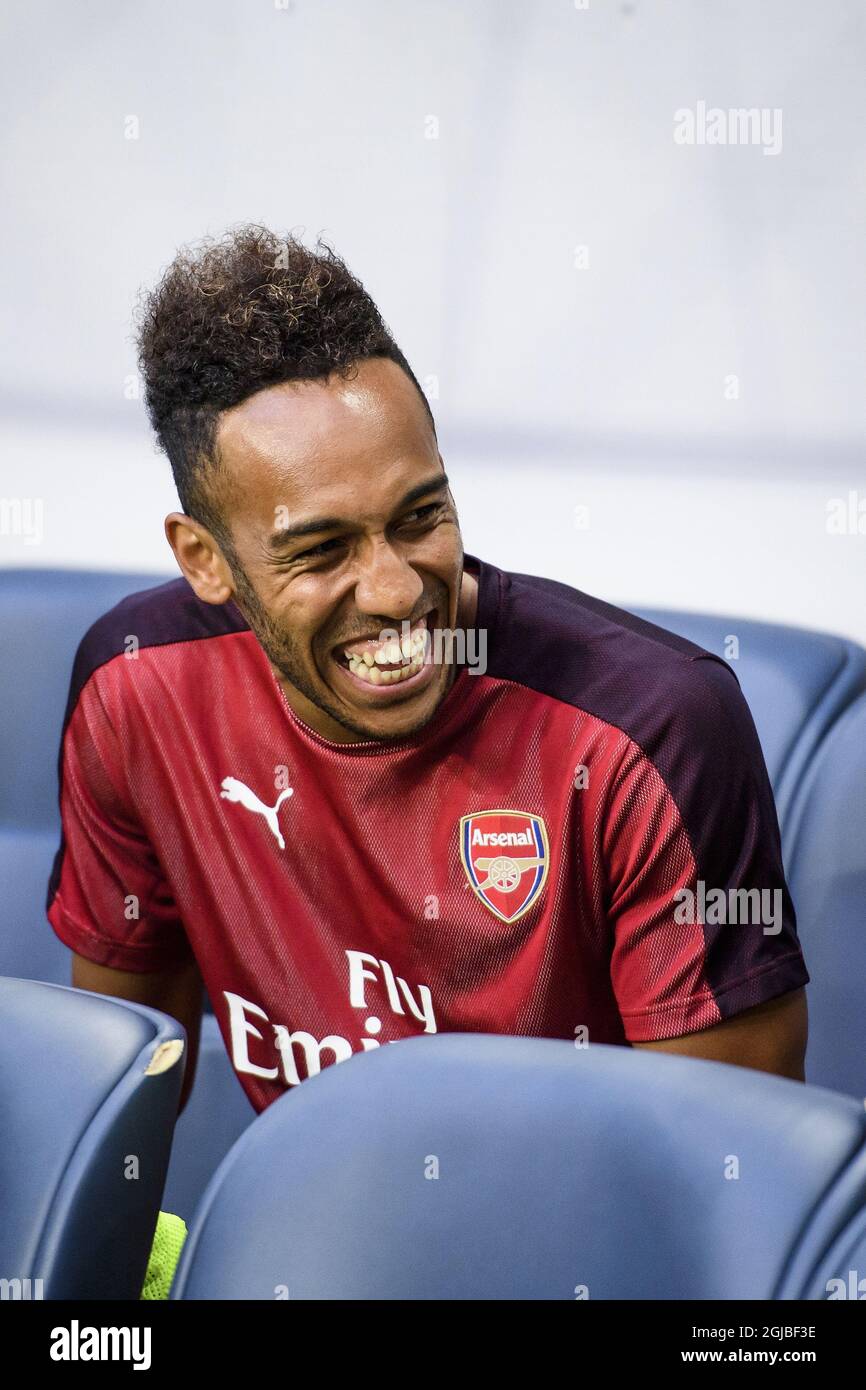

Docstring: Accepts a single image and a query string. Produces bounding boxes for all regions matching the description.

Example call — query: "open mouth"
[331,610,439,698]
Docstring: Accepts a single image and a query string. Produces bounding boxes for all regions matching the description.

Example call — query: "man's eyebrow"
[266,473,450,550]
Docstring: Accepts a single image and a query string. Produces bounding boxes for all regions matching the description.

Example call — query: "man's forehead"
[219,360,425,460]
[214,361,439,523]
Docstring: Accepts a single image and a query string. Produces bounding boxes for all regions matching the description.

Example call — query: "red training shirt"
[47,554,809,1112]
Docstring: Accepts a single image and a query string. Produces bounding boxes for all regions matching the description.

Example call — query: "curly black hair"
[134,223,435,548]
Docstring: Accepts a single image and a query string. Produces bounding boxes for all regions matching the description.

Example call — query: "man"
[47,225,808,1115]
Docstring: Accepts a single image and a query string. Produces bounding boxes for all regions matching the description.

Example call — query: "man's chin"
[327,669,451,742]
[312,652,453,742]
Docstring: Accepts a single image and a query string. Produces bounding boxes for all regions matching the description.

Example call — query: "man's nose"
[354,540,424,621]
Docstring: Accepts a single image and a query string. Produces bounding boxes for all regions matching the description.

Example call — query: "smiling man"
[47,225,808,1114]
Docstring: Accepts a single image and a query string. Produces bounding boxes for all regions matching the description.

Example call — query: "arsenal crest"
[459,809,550,923]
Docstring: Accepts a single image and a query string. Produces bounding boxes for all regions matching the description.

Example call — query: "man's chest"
[127,694,625,1106]
[143,730,594,944]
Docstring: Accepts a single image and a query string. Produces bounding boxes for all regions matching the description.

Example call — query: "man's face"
[210,357,464,742]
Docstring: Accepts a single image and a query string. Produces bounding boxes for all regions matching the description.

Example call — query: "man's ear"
[164,512,235,605]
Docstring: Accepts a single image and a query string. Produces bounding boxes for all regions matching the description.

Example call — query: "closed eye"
[294,502,443,562]
[399,502,442,527]
[296,537,345,561]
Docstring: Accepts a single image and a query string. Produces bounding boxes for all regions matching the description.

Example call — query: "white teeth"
[343,620,431,682]
[346,619,433,667]
[345,650,425,689]
[343,615,433,665]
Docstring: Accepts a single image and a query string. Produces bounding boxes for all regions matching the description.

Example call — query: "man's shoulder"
[65,577,249,720]
[479,558,750,766]
[488,560,722,666]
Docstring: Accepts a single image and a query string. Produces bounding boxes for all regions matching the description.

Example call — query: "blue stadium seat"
[159,1015,255,1223]
[634,607,866,836]
[171,1034,866,1300]
[784,694,866,1098]
[0,569,254,1225]
[0,977,184,1299]
[0,568,163,984]
[792,1197,866,1301]
[635,609,866,1097]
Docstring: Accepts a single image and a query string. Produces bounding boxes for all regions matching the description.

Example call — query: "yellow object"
[140,1210,188,1299]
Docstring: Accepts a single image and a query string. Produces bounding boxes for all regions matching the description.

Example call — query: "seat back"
[0,977,184,1299]
[0,569,256,1225]
[0,568,164,983]
[159,1015,255,1223]
[172,1034,866,1300]
[784,694,866,1097]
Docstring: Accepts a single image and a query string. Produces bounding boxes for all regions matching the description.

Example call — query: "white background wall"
[1,0,863,640]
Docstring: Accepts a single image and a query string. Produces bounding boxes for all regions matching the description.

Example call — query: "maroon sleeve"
[603,660,809,1043]
[47,672,194,973]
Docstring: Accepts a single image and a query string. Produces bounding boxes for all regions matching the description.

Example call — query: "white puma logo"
[220,776,294,850]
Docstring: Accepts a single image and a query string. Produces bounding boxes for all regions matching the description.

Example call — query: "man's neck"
[457,565,479,631]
